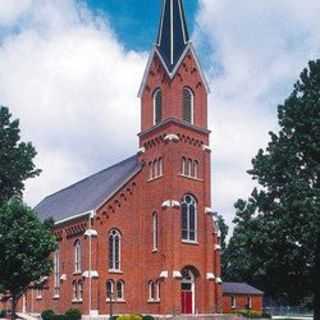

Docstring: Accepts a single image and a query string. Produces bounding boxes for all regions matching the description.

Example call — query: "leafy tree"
[0,106,41,205]
[224,59,320,315]
[217,214,229,252]
[0,199,57,320]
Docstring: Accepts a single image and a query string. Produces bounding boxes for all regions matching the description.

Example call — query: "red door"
[181,291,193,314]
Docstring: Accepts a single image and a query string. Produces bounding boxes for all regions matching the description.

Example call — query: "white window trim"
[109,230,121,272]
[181,195,198,242]
[152,212,159,252]
[153,89,162,126]
[183,87,194,125]
[74,240,81,273]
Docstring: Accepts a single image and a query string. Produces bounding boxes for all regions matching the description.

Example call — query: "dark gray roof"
[223,282,264,295]
[35,155,141,223]
[156,0,190,72]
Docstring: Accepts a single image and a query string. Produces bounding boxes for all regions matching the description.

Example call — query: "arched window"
[78,280,83,301]
[53,250,60,297]
[148,281,156,301]
[109,230,121,271]
[158,158,163,177]
[74,240,81,273]
[116,280,125,301]
[188,159,193,177]
[72,280,77,300]
[155,280,161,301]
[153,89,162,125]
[149,161,153,180]
[148,281,160,301]
[193,160,199,178]
[106,280,114,301]
[152,212,159,251]
[183,87,194,124]
[181,195,197,242]
[182,157,187,175]
[36,287,43,300]
[153,159,157,178]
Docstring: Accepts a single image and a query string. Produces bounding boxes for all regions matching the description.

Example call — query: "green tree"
[217,214,229,252]
[0,199,57,320]
[0,106,41,205]
[225,60,320,314]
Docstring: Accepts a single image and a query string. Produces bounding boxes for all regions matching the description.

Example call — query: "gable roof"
[35,155,141,223]
[223,282,264,295]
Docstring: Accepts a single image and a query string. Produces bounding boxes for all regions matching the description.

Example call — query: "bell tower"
[138,0,222,315]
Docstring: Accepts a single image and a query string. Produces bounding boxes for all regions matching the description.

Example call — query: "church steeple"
[156,0,190,73]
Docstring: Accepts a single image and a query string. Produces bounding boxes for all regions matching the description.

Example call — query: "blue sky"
[0,0,319,227]
[86,0,198,51]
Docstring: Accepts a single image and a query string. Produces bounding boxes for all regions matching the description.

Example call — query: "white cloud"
[196,0,320,227]
[0,0,32,26]
[0,0,146,206]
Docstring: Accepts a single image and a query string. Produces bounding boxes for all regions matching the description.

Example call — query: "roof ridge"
[37,154,137,205]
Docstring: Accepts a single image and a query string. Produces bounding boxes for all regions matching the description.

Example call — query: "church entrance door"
[181,269,195,314]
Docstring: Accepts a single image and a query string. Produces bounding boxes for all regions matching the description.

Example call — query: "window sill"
[148,175,163,183]
[148,299,160,304]
[36,297,43,300]
[53,295,60,300]
[72,299,83,304]
[179,174,203,182]
[152,249,158,254]
[182,240,199,246]
[73,272,82,276]
[108,269,123,274]
[106,299,126,304]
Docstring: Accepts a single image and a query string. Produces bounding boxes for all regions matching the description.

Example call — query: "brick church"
[19,0,223,316]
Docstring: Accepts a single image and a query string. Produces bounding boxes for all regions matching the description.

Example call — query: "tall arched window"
[109,229,121,271]
[188,159,193,176]
[153,89,162,125]
[152,212,159,251]
[181,195,197,242]
[183,87,194,124]
[74,240,81,273]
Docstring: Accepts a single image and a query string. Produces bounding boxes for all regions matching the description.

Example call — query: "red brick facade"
[18,2,222,316]
[223,294,263,314]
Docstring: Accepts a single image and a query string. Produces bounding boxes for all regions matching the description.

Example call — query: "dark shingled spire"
[156,0,190,73]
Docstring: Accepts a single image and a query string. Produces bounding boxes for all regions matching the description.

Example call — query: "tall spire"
[156,0,190,73]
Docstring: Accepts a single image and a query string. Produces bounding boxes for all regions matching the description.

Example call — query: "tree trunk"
[11,296,17,320]
[314,237,320,320]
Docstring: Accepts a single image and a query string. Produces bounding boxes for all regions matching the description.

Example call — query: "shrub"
[235,310,263,318]
[0,309,7,318]
[143,316,155,320]
[53,315,67,320]
[41,310,55,320]
[65,309,82,320]
[109,316,118,320]
[118,314,142,320]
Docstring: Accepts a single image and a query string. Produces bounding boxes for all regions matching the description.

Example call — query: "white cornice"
[84,229,98,237]
[173,271,182,279]
[206,273,215,280]
[161,200,180,209]
[160,271,169,279]
[164,133,180,142]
